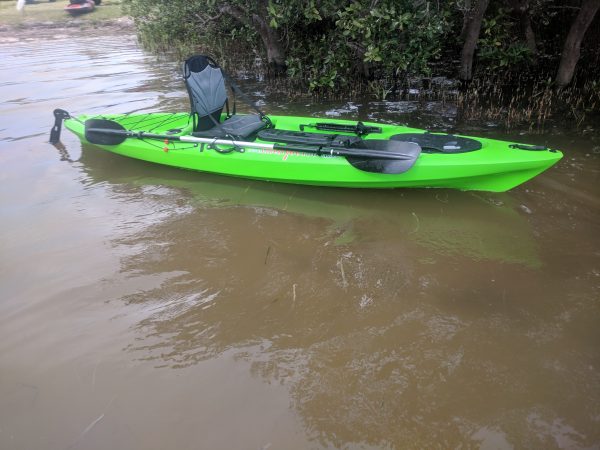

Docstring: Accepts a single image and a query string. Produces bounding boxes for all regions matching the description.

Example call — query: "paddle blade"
[85,119,128,145]
[347,141,421,174]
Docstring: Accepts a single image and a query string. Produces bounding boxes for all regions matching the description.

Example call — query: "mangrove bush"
[123,0,600,127]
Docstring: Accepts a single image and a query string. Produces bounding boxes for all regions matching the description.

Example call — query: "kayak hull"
[63,113,563,192]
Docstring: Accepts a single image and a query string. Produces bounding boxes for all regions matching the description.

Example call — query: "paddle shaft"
[86,127,416,160]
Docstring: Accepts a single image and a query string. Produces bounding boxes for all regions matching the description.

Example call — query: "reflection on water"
[1,29,599,450]
[78,145,541,267]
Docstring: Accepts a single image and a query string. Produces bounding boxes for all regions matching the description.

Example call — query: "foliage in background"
[122,0,599,88]
[122,0,455,90]
[476,5,532,72]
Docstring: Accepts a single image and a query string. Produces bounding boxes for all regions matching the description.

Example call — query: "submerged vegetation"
[121,0,600,129]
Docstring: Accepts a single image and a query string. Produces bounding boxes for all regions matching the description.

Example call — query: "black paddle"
[83,119,421,174]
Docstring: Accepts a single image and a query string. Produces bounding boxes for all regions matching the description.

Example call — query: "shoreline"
[0,16,134,38]
[0,0,132,38]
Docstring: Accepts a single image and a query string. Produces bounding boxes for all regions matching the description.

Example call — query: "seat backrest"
[183,55,227,132]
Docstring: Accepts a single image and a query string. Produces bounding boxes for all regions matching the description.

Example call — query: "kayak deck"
[63,113,563,192]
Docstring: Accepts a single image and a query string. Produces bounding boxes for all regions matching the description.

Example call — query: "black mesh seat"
[183,55,267,139]
[191,114,266,138]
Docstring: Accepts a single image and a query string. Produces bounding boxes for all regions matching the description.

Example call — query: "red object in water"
[64,0,95,15]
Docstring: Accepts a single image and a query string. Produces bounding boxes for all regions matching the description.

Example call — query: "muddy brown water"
[1,30,599,450]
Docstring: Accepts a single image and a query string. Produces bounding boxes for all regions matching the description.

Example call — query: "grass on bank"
[0,0,124,27]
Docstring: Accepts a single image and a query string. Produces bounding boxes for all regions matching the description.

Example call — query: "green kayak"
[57,112,562,192]
[50,54,562,192]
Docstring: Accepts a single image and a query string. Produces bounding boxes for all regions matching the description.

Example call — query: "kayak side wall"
[63,114,563,191]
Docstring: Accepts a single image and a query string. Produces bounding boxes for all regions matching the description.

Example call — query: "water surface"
[1,29,599,450]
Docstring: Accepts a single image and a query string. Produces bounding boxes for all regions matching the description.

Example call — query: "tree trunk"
[219,1,287,74]
[459,0,490,81]
[555,0,600,87]
[459,0,472,41]
[252,13,287,74]
[507,0,537,57]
